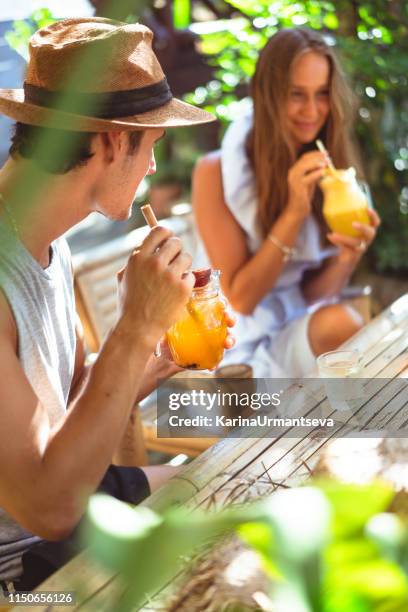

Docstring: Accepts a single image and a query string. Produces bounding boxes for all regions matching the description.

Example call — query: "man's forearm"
[39,319,154,526]
[68,363,90,404]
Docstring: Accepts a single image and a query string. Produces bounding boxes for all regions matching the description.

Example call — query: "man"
[0,17,231,590]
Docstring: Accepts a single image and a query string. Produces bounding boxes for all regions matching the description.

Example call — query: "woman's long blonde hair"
[246,27,362,237]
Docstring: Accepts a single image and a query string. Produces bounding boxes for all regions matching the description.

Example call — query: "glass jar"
[166,268,227,370]
[320,167,371,237]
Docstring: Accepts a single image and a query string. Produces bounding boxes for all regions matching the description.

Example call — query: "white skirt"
[221,311,316,379]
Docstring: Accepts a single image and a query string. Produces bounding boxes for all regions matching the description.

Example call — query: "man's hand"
[327,208,381,264]
[117,226,195,350]
[136,347,180,402]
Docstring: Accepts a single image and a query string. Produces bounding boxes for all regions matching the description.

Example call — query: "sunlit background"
[0,1,407,287]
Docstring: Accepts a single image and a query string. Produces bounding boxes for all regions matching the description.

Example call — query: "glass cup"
[357,180,374,209]
[317,349,364,412]
[320,167,371,238]
[317,349,361,378]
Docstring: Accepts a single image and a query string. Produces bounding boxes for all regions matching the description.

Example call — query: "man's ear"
[97,131,128,163]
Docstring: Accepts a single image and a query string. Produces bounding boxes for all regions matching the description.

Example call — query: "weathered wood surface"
[12,294,408,612]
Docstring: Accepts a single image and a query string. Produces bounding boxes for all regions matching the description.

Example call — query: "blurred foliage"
[5,8,56,61]
[151,125,208,190]
[85,480,408,611]
[174,0,192,28]
[6,1,408,273]
[183,0,408,275]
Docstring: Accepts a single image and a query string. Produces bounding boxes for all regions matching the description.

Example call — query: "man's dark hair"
[9,123,144,174]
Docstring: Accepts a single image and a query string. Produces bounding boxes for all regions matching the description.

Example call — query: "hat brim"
[0,88,216,131]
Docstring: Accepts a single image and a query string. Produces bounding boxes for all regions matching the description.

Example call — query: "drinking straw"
[315,139,336,172]
[141,204,158,228]
[141,204,162,358]
[140,205,221,369]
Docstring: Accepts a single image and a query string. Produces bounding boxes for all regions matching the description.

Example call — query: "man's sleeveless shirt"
[0,222,75,580]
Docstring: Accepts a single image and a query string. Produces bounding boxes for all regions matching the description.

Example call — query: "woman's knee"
[308,304,363,356]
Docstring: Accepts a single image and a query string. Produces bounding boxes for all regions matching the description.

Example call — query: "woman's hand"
[287,151,327,220]
[327,208,381,264]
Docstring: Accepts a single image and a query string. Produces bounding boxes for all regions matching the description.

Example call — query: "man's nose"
[147,152,156,175]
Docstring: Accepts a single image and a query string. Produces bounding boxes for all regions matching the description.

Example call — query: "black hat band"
[24,78,173,119]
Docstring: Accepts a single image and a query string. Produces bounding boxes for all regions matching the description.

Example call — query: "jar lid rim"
[193,267,211,288]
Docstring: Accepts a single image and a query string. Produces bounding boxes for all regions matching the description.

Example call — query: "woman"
[193,27,380,377]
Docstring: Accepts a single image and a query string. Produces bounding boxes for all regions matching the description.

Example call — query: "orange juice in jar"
[320,167,371,237]
[166,268,227,370]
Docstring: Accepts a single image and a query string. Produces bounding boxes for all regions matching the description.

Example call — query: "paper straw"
[141,204,160,358]
[315,139,336,171]
[140,205,220,367]
[141,204,158,228]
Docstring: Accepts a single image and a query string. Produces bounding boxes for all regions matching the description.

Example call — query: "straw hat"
[0,17,215,131]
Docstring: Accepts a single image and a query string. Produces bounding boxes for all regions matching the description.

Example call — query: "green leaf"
[238,522,281,578]
[328,559,408,601]
[174,0,190,28]
[260,487,331,560]
[379,26,394,44]
[31,8,55,28]
[326,538,379,568]
[315,481,394,538]
[358,6,377,26]
[225,0,266,18]
[323,13,339,30]
[238,57,256,76]
[5,11,57,60]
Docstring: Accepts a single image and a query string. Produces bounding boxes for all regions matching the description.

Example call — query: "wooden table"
[12,293,408,612]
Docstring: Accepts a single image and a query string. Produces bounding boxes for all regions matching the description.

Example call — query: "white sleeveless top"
[0,222,76,580]
[216,109,337,375]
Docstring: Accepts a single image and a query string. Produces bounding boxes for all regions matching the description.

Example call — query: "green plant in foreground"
[85,480,408,612]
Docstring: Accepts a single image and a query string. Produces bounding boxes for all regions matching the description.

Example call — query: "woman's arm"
[193,153,298,314]
[192,152,325,315]
[302,255,357,303]
[302,209,381,303]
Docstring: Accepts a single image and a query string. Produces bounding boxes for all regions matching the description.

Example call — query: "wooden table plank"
[229,370,408,507]
[193,328,408,507]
